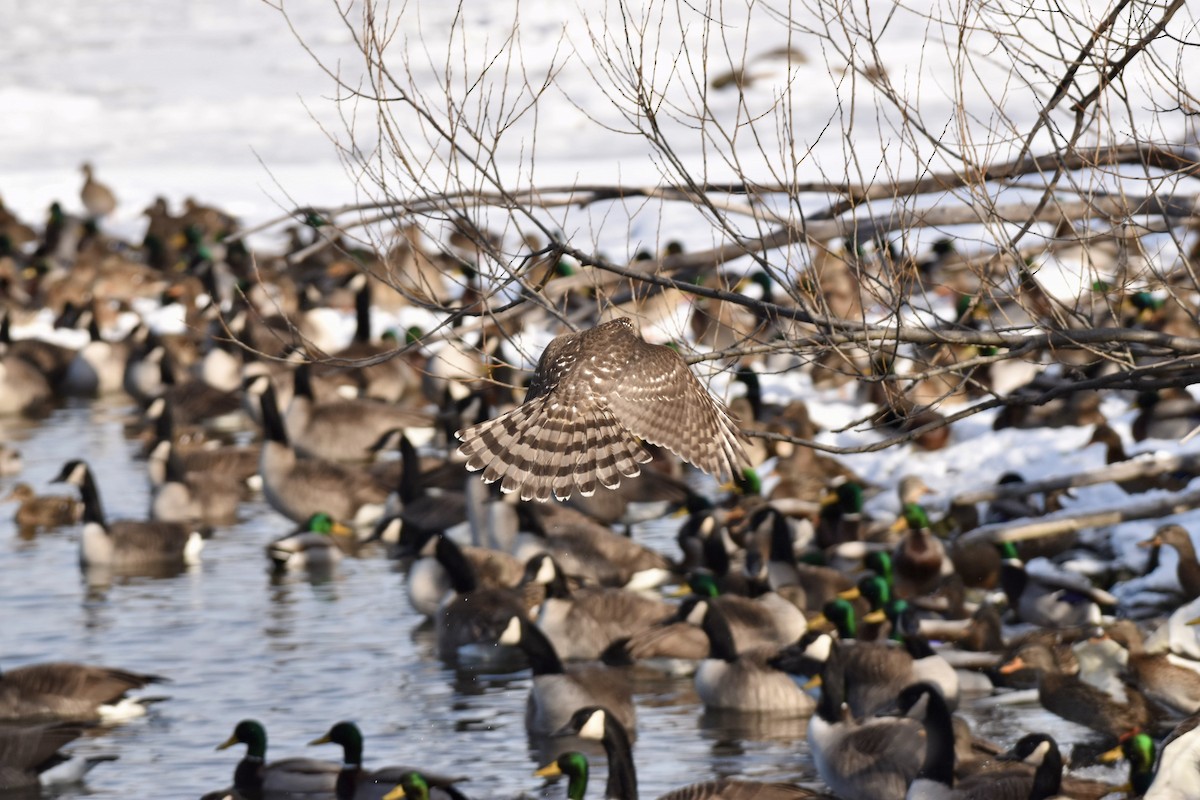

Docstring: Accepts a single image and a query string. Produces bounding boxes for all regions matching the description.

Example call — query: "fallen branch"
[953,452,1200,505]
[956,488,1200,546]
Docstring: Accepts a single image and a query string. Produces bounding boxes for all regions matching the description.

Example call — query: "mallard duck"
[381,771,471,800]
[53,460,203,569]
[496,615,635,736]
[1139,524,1200,601]
[217,719,339,798]
[79,162,117,219]
[4,482,82,530]
[267,513,349,572]
[681,572,809,651]
[309,721,467,800]
[1087,423,1190,493]
[687,599,815,715]
[998,641,1155,740]
[286,362,434,463]
[0,661,165,722]
[553,707,826,800]
[1104,620,1200,717]
[1132,388,1200,442]
[1137,711,1200,798]
[534,751,591,800]
[816,481,869,549]
[1099,730,1157,798]
[0,721,115,790]
[0,444,21,476]
[521,553,673,660]
[250,377,389,529]
[999,555,1115,628]
[889,504,949,598]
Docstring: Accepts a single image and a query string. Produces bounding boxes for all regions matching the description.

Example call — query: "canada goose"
[309,721,468,800]
[286,361,434,462]
[0,661,165,722]
[687,600,815,716]
[0,721,116,790]
[396,522,525,619]
[59,317,140,397]
[53,459,204,569]
[148,397,259,486]
[267,512,349,572]
[521,553,674,661]
[153,348,243,428]
[432,535,531,663]
[999,556,1116,628]
[496,615,636,736]
[1139,524,1200,600]
[516,502,677,590]
[217,719,340,798]
[4,482,82,530]
[998,640,1155,740]
[0,310,76,388]
[771,613,958,719]
[553,707,824,800]
[251,376,389,529]
[756,507,853,610]
[80,162,117,219]
[0,352,52,415]
[147,440,241,526]
[1099,730,1156,798]
[803,640,924,800]
[326,275,422,404]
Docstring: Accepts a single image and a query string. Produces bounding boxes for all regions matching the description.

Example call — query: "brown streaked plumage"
[456,318,749,502]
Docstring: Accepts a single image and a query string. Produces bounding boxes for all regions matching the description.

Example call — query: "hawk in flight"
[455,318,750,502]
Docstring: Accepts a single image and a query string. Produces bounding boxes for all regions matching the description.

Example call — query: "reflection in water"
[698,709,809,746]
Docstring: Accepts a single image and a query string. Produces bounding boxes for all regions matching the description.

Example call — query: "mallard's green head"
[1130,291,1162,312]
[736,467,762,496]
[955,294,974,319]
[996,540,1019,560]
[835,481,864,513]
[404,326,424,345]
[309,721,364,763]
[217,719,267,758]
[305,513,351,537]
[536,751,590,800]
[383,772,431,800]
[1100,731,1156,797]
[899,503,931,531]
[865,551,894,585]
[821,597,858,639]
[859,574,891,611]
[687,571,722,598]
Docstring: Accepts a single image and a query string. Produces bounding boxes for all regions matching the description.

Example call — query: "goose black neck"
[600,715,639,800]
[354,279,371,343]
[293,362,315,400]
[159,351,178,385]
[915,687,955,787]
[514,617,565,675]
[0,312,9,344]
[434,535,478,594]
[816,645,846,723]
[164,444,188,484]
[767,512,797,567]
[902,634,937,660]
[259,384,289,446]
[77,468,107,527]
[999,562,1027,608]
[540,561,572,600]
[154,398,175,443]
[1029,741,1063,800]
[701,527,731,577]
[700,603,739,663]
[399,435,422,504]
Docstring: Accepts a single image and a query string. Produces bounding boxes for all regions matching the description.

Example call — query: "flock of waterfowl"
[3,163,1200,800]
